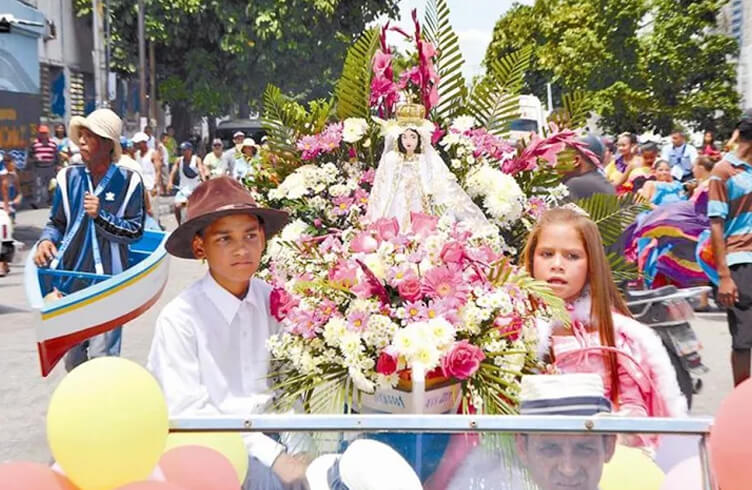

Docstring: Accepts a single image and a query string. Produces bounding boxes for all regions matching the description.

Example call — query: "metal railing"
[170,415,715,489]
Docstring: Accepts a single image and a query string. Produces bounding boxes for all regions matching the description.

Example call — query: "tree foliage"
[75,0,399,128]
[484,0,741,136]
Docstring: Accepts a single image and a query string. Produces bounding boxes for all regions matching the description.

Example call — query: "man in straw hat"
[147,176,310,489]
[33,108,146,371]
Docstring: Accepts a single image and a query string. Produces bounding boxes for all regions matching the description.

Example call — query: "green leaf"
[425,0,468,121]
[607,252,639,283]
[575,193,649,248]
[261,84,302,157]
[559,90,593,130]
[335,28,379,120]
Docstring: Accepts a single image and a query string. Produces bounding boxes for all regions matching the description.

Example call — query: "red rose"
[441,340,485,380]
[270,288,297,322]
[440,241,466,264]
[397,277,423,302]
[494,315,522,342]
[376,351,398,375]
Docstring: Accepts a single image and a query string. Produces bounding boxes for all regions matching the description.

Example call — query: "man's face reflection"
[516,434,616,490]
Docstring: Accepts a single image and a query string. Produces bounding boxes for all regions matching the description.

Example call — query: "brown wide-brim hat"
[165,176,289,259]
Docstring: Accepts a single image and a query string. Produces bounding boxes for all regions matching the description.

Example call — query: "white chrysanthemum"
[276,171,309,200]
[459,303,484,333]
[279,219,309,243]
[393,327,418,357]
[440,132,461,147]
[411,345,441,370]
[350,298,380,314]
[426,317,456,348]
[323,317,348,347]
[375,373,400,390]
[362,253,386,281]
[342,118,369,143]
[340,331,364,359]
[349,367,375,393]
[329,184,351,197]
[363,315,398,350]
[451,115,476,133]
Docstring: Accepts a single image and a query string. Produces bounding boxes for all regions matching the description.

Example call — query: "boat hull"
[25,230,170,376]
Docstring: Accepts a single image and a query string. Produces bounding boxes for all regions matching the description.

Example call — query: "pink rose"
[270,288,297,321]
[442,340,485,380]
[397,277,423,302]
[410,212,438,237]
[371,217,400,242]
[350,231,378,253]
[440,242,466,264]
[376,351,398,375]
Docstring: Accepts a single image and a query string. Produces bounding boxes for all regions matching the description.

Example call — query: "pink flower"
[372,50,393,78]
[403,301,427,321]
[440,241,466,264]
[360,168,375,184]
[397,277,423,302]
[353,188,370,207]
[329,260,358,288]
[287,308,322,339]
[494,315,523,342]
[527,197,547,220]
[350,232,379,253]
[398,66,422,89]
[355,258,390,305]
[319,299,339,320]
[270,288,298,321]
[347,310,369,332]
[332,196,354,216]
[465,245,501,265]
[431,124,446,146]
[370,76,399,106]
[376,350,398,375]
[422,265,468,306]
[442,340,485,380]
[410,212,438,237]
[420,41,437,60]
[371,217,400,242]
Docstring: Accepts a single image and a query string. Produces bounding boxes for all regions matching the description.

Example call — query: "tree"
[484,0,741,136]
[75,0,399,134]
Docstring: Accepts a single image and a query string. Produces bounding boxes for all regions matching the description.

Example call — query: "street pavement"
[0,205,735,463]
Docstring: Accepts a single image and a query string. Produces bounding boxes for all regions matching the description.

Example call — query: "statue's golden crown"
[396,103,426,125]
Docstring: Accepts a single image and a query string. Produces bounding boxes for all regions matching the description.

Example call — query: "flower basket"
[355,375,462,415]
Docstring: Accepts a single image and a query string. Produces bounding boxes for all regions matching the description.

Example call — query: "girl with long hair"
[523,207,686,426]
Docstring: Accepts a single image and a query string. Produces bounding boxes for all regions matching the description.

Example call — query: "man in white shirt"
[661,127,699,181]
[147,176,309,489]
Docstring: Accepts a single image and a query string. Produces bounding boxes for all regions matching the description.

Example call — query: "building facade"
[722,0,752,108]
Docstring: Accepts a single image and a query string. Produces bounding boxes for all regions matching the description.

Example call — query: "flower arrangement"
[264,214,566,415]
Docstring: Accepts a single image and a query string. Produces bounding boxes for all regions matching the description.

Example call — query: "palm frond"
[576,193,649,248]
[335,28,379,121]
[261,84,301,157]
[560,90,593,130]
[425,0,468,121]
[467,46,533,137]
[607,252,639,283]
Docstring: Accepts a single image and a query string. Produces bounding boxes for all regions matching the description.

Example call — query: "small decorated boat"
[25,230,170,376]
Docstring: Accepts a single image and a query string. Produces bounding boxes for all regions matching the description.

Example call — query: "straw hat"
[69,109,122,161]
[306,439,422,490]
[165,176,289,259]
[241,138,258,149]
[132,131,149,144]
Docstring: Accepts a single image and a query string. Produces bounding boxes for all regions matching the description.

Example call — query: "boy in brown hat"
[147,176,309,489]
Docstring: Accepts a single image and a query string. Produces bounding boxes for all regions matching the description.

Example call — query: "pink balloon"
[710,378,752,489]
[0,461,78,489]
[117,482,185,490]
[660,456,703,490]
[159,445,241,490]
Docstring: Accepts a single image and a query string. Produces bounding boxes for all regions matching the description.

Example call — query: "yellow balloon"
[165,432,248,484]
[47,357,168,490]
[601,445,665,490]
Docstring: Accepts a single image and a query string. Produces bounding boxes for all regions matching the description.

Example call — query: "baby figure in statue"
[366,103,489,230]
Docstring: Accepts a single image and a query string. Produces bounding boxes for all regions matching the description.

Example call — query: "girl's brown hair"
[522,207,631,405]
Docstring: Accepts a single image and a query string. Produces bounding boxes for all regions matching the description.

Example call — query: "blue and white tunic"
[39,164,145,293]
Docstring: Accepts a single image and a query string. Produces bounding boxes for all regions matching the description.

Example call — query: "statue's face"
[401,130,419,153]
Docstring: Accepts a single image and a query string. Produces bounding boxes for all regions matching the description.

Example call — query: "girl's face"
[401,130,419,153]
[693,162,709,181]
[616,137,632,157]
[655,162,672,182]
[704,132,713,145]
[532,223,589,303]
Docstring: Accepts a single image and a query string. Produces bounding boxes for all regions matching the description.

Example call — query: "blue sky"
[378,0,534,80]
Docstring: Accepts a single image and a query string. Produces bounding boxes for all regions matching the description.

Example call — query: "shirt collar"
[201,272,258,324]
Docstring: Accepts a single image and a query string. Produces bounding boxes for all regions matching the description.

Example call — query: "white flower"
[280,219,309,242]
[411,345,441,371]
[329,184,351,197]
[451,115,476,133]
[342,118,369,143]
[362,253,386,281]
[340,331,364,358]
[323,317,347,347]
[393,327,418,357]
[450,158,462,169]
[426,317,456,348]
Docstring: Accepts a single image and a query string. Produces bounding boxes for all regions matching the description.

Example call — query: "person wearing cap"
[147,177,310,489]
[222,131,246,178]
[30,124,59,208]
[709,110,752,386]
[33,109,145,370]
[133,130,164,198]
[306,439,422,490]
[232,138,260,182]
[560,134,616,201]
[118,137,161,231]
[435,374,616,490]
[167,141,206,225]
[203,138,228,178]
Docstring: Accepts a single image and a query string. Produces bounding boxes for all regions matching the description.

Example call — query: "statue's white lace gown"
[366,149,489,230]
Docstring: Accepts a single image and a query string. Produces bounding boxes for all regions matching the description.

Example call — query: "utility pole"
[138,0,147,128]
[91,0,104,107]
[149,41,157,128]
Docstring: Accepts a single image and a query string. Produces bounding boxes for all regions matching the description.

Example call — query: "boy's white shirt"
[148,272,299,467]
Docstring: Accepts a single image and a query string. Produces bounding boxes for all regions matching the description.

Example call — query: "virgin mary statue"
[366,103,489,230]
